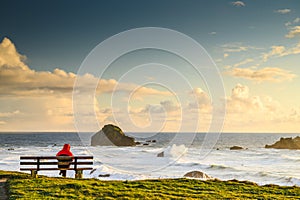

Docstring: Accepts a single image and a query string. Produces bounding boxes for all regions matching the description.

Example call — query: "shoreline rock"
[184,171,212,179]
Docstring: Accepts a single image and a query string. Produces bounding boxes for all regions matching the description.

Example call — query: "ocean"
[0,132,299,186]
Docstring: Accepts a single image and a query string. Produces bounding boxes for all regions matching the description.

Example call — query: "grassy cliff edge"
[1,170,299,199]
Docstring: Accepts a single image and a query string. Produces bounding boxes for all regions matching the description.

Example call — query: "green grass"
[1,170,300,199]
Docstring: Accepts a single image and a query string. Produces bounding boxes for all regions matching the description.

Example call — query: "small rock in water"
[143,143,149,146]
[135,142,141,145]
[146,140,157,143]
[7,148,14,151]
[157,151,164,157]
[230,146,243,150]
[99,174,110,177]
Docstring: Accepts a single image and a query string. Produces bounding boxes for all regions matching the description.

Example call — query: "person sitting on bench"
[56,144,73,177]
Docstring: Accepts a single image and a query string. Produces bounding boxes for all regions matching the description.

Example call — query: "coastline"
[1,170,299,199]
[1,133,300,186]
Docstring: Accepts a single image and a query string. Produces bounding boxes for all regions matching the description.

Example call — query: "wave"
[173,162,204,167]
[256,171,269,177]
[209,164,229,170]
[280,154,300,162]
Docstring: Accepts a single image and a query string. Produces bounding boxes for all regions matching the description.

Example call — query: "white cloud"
[0,37,28,70]
[0,38,170,98]
[1,38,299,133]
[223,84,286,132]
[231,1,245,7]
[262,42,300,61]
[224,53,229,58]
[285,18,300,27]
[227,84,279,114]
[222,43,248,52]
[131,100,180,115]
[222,43,261,53]
[209,32,217,35]
[233,58,254,67]
[262,45,286,61]
[286,26,300,38]
[0,110,21,117]
[275,9,291,14]
[285,21,292,27]
[294,18,300,23]
[0,37,172,131]
[226,67,296,83]
[187,88,212,113]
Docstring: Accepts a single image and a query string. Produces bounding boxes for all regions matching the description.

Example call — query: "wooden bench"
[20,156,93,178]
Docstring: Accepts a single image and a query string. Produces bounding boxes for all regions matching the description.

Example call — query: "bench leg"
[31,170,38,178]
[75,170,83,179]
[60,170,67,178]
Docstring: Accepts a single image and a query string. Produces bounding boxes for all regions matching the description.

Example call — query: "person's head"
[63,144,71,150]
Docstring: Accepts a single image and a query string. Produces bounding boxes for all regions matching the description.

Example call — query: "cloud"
[262,42,300,61]
[275,9,291,14]
[285,22,292,27]
[209,32,217,35]
[222,43,248,52]
[187,88,212,113]
[0,37,28,70]
[128,86,171,100]
[1,37,299,132]
[224,53,229,58]
[126,100,182,131]
[226,67,296,82]
[262,45,286,61]
[0,37,170,98]
[224,83,282,132]
[227,84,280,114]
[132,100,180,115]
[294,18,300,24]
[0,38,77,96]
[0,37,172,131]
[223,84,300,132]
[286,26,300,38]
[233,58,254,67]
[222,43,261,53]
[0,110,21,118]
[231,1,245,7]
[285,18,300,27]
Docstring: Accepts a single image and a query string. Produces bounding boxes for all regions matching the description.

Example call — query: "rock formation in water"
[91,124,136,146]
[230,146,244,150]
[265,136,300,150]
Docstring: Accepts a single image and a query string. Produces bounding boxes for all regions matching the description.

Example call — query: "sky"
[0,0,300,133]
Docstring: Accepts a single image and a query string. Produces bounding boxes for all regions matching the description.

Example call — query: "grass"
[1,170,300,199]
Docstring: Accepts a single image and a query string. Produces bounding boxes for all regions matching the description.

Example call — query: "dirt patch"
[0,178,8,200]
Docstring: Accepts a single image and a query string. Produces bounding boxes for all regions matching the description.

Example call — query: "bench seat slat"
[20,156,93,160]
[20,161,93,165]
[20,167,93,171]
